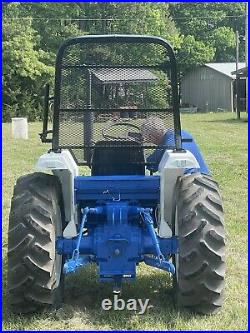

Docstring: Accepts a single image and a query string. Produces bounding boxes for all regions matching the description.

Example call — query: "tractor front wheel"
[173,173,225,314]
[7,172,64,313]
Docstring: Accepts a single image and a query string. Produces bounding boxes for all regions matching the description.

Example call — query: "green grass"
[2,112,248,330]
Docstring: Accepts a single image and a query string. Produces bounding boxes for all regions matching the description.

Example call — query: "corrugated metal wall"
[181,67,233,112]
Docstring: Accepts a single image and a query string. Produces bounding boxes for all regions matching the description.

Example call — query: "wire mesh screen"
[54,37,180,166]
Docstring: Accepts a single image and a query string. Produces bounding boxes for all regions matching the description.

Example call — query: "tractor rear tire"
[7,172,64,313]
[173,173,225,314]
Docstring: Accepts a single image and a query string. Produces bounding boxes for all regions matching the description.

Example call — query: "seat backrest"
[91,140,145,176]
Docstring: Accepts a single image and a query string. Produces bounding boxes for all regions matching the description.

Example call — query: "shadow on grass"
[3,263,199,330]
[200,117,248,124]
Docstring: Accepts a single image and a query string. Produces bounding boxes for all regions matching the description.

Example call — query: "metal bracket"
[144,256,175,274]
[140,208,175,274]
[63,208,90,274]
[63,207,103,274]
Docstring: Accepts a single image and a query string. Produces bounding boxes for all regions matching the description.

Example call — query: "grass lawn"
[2,112,248,330]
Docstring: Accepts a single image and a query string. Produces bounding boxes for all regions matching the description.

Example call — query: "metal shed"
[181,62,246,112]
[89,68,158,109]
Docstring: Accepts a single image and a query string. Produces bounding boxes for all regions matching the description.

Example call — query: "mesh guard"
[53,35,181,166]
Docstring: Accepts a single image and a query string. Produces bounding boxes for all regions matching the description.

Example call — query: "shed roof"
[91,68,158,84]
[205,62,246,78]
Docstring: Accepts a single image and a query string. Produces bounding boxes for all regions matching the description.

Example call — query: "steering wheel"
[102,122,142,143]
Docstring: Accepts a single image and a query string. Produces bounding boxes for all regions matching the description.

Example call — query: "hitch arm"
[140,208,175,275]
[63,207,91,274]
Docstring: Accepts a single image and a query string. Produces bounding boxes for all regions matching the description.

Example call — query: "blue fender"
[181,130,210,175]
[147,129,210,175]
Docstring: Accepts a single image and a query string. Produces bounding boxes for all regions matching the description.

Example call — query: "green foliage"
[210,27,236,61]
[170,2,246,72]
[2,2,246,120]
[3,4,54,121]
[2,18,53,121]
[3,2,181,121]
[176,35,215,73]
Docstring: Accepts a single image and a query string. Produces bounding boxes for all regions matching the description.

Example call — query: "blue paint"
[144,256,175,274]
[147,129,210,174]
[181,130,210,175]
[59,171,179,285]
[74,175,160,204]
[57,234,178,257]
[63,207,90,274]
[140,208,164,259]
[63,256,92,274]
[56,203,178,281]
[139,208,176,274]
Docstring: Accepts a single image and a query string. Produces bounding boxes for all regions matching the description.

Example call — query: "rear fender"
[35,149,79,238]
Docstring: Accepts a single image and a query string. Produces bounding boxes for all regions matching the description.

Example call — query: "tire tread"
[175,173,225,315]
[7,172,63,313]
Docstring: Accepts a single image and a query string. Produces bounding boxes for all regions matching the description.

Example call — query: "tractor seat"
[91,140,145,176]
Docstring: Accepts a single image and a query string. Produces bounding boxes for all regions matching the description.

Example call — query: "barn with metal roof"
[181,62,246,112]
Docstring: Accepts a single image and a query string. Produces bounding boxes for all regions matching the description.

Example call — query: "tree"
[177,35,215,73]
[2,4,53,121]
[3,2,181,121]
[211,26,236,61]
[169,2,246,72]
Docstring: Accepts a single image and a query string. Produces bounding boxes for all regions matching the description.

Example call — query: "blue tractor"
[8,35,225,314]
